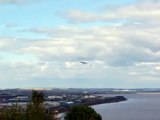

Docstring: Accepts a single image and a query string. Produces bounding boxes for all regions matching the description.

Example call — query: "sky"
[0,0,160,89]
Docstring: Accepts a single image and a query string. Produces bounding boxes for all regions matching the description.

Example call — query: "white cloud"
[59,0,160,24]
[1,21,160,83]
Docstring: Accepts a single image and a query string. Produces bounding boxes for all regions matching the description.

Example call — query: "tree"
[31,91,44,107]
[64,105,102,120]
[0,104,26,120]
[26,90,55,120]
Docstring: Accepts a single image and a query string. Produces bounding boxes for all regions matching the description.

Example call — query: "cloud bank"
[0,0,160,88]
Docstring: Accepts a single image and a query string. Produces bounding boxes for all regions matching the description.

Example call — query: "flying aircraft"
[80,61,88,64]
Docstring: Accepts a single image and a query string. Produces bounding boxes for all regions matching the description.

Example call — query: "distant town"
[1,88,160,112]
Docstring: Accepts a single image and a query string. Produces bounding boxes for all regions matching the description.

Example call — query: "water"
[92,94,160,120]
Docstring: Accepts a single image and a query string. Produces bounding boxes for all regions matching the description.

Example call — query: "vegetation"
[64,105,102,120]
[26,91,49,120]
[0,104,26,120]
[0,91,55,120]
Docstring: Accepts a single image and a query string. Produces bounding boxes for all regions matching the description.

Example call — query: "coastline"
[52,96,127,113]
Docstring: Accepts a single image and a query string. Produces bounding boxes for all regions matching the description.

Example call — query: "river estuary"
[92,94,160,120]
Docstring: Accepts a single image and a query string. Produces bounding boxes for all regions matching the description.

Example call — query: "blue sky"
[0,0,160,89]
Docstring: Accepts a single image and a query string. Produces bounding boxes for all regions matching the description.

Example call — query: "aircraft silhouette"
[80,61,88,64]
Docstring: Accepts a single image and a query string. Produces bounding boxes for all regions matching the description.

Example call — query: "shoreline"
[52,96,127,113]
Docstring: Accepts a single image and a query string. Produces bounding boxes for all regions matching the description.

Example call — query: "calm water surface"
[92,94,160,120]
